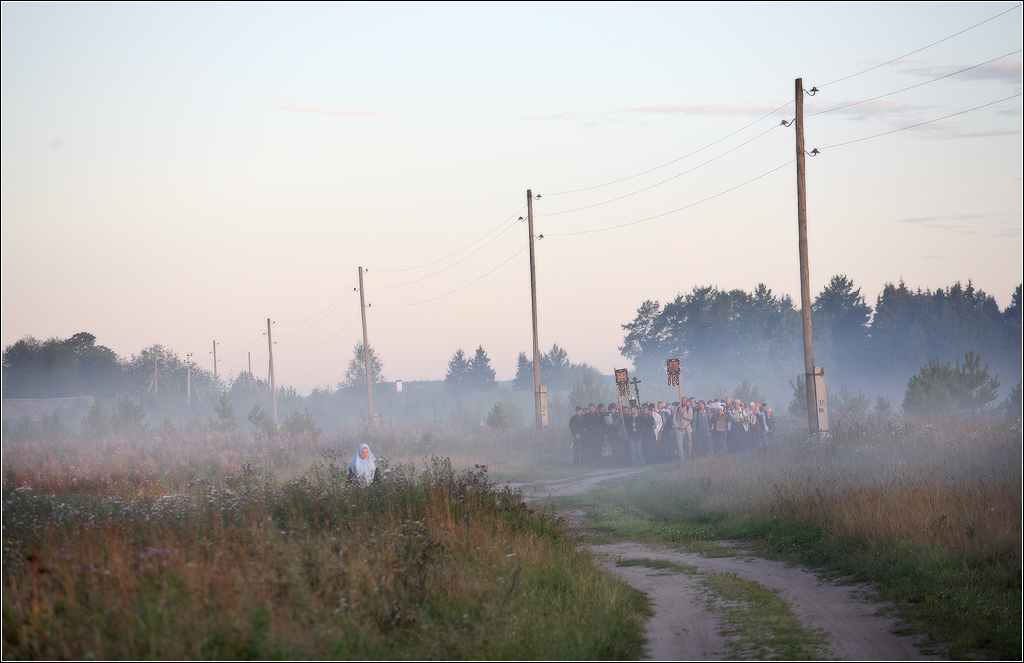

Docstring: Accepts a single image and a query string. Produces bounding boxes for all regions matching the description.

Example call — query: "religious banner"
[614,368,630,397]
[667,358,680,386]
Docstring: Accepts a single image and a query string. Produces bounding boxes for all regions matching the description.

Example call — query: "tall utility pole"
[267,318,278,424]
[154,354,159,396]
[795,77,827,433]
[358,266,376,426]
[212,340,218,381]
[527,189,545,428]
[186,353,192,405]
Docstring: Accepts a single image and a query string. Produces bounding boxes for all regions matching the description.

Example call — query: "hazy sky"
[2,2,1021,394]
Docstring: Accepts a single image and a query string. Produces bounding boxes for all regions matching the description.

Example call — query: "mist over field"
[2,4,1021,657]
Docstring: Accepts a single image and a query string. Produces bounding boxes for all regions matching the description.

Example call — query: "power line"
[371,244,529,307]
[810,49,1022,118]
[219,333,266,359]
[370,206,526,273]
[275,278,359,327]
[543,160,794,238]
[818,4,1022,89]
[538,122,785,218]
[544,101,792,197]
[815,92,1024,151]
[275,313,362,349]
[274,287,359,337]
[371,215,522,290]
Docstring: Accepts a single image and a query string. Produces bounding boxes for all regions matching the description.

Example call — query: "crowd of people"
[568,397,776,467]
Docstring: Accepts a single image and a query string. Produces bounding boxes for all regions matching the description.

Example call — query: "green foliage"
[788,374,808,418]
[444,348,471,392]
[229,370,269,399]
[445,346,496,393]
[516,344,606,394]
[732,380,765,404]
[211,393,238,433]
[513,351,533,391]
[112,395,148,436]
[341,341,386,389]
[4,412,70,443]
[620,285,803,404]
[185,411,209,435]
[467,345,496,392]
[80,402,112,439]
[246,404,278,441]
[999,381,1021,418]
[902,352,1000,416]
[282,408,322,436]
[2,332,124,398]
[127,344,217,404]
[619,278,1021,415]
[813,274,871,350]
[566,420,1021,660]
[875,395,892,416]
[486,401,511,429]
[568,369,615,407]
[829,384,871,417]
[159,417,178,437]
[1,454,648,660]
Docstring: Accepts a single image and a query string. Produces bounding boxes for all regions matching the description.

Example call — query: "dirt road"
[512,468,939,661]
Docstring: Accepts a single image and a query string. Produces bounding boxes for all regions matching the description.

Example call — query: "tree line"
[619,277,1022,408]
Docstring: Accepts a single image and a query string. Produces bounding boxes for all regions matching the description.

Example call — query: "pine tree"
[444,349,471,393]
[467,345,496,392]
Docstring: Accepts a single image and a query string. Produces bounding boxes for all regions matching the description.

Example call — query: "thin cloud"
[621,103,781,116]
[901,213,990,228]
[991,226,1023,239]
[896,59,1023,85]
[527,102,785,121]
[278,102,388,118]
[900,214,1021,238]
[808,99,932,120]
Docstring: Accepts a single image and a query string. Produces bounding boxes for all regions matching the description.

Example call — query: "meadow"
[555,414,1022,660]
[1,427,647,660]
[3,412,1021,659]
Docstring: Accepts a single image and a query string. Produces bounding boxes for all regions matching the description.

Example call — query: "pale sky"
[2,2,1021,394]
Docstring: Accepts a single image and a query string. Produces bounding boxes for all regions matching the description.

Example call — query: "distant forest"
[2,276,1021,428]
[619,276,1021,407]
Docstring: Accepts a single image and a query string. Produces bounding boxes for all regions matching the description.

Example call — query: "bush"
[902,351,1000,416]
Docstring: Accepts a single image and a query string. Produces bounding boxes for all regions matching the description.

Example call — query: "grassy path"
[514,467,937,661]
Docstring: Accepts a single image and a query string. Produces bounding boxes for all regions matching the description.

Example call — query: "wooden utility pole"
[267,318,278,424]
[154,354,158,396]
[212,340,218,381]
[358,266,376,426]
[795,77,827,433]
[186,353,192,405]
[527,189,545,428]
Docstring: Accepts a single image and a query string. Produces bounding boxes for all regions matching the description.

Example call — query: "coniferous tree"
[467,346,496,392]
[444,349,471,393]
[513,352,533,391]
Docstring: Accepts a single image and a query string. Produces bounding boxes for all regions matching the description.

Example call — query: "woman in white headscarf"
[348,443,377,485]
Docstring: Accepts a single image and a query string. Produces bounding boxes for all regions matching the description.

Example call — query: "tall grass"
[575,414,1022,659]
[2,428,646,660]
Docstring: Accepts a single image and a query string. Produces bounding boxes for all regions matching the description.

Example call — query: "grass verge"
[541,417,1021,660]
[2,456,649,660]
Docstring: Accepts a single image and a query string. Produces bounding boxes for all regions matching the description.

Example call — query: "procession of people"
[570,396,775,467]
